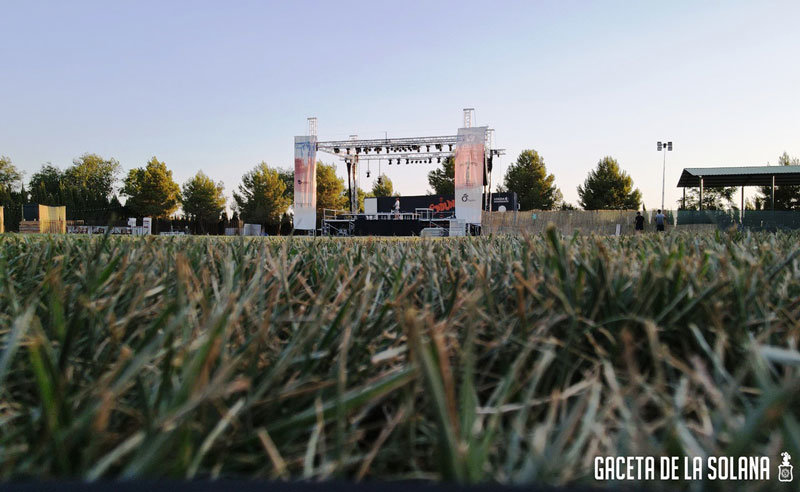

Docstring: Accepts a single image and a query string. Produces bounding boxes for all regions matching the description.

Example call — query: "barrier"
[481,210,671,235]
[677,210,800,230]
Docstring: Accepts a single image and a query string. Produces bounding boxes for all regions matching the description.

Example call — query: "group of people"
[634,210,666,233]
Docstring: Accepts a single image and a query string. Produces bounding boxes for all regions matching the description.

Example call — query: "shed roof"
[677,166,800,187]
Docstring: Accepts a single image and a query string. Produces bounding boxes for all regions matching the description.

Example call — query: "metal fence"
[676,210,800,230]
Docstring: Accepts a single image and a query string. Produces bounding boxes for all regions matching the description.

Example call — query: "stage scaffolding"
[316,133,504,214]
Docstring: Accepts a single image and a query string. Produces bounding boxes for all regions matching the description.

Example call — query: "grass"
[0,229,799,490]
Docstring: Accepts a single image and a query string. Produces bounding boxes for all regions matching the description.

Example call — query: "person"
[634,211,645,233]
[393,197,401,219]
[655,209,666,232]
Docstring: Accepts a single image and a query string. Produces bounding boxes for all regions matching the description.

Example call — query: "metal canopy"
[677,166,800,187]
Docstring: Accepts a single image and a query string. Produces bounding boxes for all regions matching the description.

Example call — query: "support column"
[346,159,353,213]
[741,186,744,223]
[699,177,704,211]
[682,187,686,210]
[771,175,776,211]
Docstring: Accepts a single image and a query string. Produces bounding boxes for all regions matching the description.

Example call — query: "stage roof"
[677,166,800,187]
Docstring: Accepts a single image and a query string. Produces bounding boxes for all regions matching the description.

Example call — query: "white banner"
[294,135,317,230]
[454,127,486,224]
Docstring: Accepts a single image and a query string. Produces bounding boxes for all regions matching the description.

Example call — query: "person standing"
[393,197,401,219]
[655,209,666,232]
[635,211,645,233]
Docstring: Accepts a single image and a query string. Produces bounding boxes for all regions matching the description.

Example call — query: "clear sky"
[2,0,799,211]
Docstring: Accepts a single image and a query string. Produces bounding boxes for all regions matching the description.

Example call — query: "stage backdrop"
[454,127,487,224]
[293,136,317,230]
[371,192,517,216]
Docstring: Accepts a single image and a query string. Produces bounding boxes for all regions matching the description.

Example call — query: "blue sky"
[2,0,799,210]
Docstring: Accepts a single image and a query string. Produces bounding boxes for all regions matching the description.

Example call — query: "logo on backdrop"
[779,452,793,483]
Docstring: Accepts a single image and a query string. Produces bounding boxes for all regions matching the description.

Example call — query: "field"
[1,230,799,489]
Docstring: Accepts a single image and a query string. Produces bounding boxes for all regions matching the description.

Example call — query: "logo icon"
[461,193,469,202]
[779,452,793,483]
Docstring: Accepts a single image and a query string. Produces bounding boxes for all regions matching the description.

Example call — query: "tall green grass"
[0,230,798,489]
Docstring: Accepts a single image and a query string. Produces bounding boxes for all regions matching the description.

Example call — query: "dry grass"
[0,229,798,490]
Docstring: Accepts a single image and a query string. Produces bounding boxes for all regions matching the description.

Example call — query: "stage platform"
[321,209,482,237]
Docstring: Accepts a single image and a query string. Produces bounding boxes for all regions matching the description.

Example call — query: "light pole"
[657,141,672,210]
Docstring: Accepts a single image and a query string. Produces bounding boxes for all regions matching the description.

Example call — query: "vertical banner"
[454,126,487,224]
[294,135,317,230]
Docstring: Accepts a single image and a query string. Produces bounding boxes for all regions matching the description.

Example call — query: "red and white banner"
[454,127,486,224]
[294,135,317,230]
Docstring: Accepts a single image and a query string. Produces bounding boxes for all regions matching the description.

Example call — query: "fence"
[481,210,675,235]
[677,210,800,230]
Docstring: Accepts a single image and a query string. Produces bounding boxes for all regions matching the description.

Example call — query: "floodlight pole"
[661,150,666,211]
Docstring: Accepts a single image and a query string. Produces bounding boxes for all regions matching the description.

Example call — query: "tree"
[0,156,22,189]
[121,157,181,218]
[503,150,562,210]
[371,174,395,197]
[0,157,24,232]
[355,187,371,213]
[316,161,347,213]
[182,171,226,231]
[680,187,736,210]
[64,153,120,201]
[427,157,454,195]
[277,168,294,202]
[577,157,641,210]
[757,152,800,210]
[29,164,66,205]
[233,162,289,229]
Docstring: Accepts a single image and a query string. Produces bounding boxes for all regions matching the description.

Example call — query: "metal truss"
[340,151,453,162]
[317,135,459,155]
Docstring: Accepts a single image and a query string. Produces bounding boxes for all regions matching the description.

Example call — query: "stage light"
[426,145,430,152]
[448,144,453,151]
[366,170,370,178]
[356,147,361,154]
[377,177,382,184]
[436,144,442,150]
[437,157,441,163]
[334,147,340,154]
[388,159,392,165]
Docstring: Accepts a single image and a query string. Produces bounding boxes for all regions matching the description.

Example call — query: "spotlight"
[437,157,441,163]
[334,147,340,154]
[377,177,382,184]
[356,147,361,154]
[366,170,370,178]
[426,145,430,152]
[436,144,442,150]
[388,159,392,165]
[448,144,453,151]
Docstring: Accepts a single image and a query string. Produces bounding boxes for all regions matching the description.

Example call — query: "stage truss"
[315,128,504,213]
[296,110,505,234]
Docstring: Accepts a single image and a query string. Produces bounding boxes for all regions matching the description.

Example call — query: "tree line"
[2,150,798,233]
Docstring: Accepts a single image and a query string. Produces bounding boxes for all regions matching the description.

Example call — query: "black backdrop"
[374,192,517,215]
